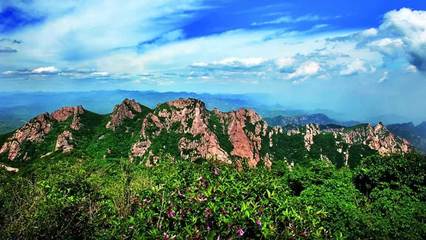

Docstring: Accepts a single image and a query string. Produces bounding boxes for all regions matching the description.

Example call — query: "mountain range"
[0,98,412,172]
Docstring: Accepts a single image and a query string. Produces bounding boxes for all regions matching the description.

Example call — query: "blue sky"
[0,0,426,122]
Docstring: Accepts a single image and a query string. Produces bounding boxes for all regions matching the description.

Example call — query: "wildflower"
[236,227,245,237]
[163,232,169,240]
[256,219,262,228]
[167,207,175,218]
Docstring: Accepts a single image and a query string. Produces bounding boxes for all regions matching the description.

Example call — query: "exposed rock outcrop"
[55,131,74,153]
[51,106,85,130]
[219,109,267,167]
[131,140,151,157]
[142,98,231,164]
[304,124,320,151]
[0,113,52,160]
[330,123,411,155]
[106,98,142,130]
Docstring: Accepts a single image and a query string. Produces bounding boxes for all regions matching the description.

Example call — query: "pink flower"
[163,232,169,240]
[236,227,245,237]
[167,207,175,218]
[256,219,262,229]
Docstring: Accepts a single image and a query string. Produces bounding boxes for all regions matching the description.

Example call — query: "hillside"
[0,98,424,239]
[388,122,426,153]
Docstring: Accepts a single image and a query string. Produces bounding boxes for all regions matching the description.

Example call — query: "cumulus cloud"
[360,28,378,37]
[31,66,59,74]
[287,61,320,80]
[340,59,370,76]
[275,57,295,69]
[378,8,426,72]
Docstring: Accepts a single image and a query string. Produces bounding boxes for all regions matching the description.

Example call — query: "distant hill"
[264,113,359,127]
[388,122,426,153]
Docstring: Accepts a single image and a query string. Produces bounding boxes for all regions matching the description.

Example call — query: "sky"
[0,0,426,122]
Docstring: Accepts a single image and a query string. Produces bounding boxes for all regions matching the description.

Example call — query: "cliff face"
[134,99,269,168]
[0,113,52,161]
[0,98,413,169]
[0,106,85,161]
[106,98,143,130]
[332,123,411,155]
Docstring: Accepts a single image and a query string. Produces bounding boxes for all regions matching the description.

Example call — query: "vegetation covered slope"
[0,152,425,239]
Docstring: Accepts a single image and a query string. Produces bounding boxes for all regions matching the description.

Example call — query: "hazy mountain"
[388,122,426,153]
[264,113,360,128]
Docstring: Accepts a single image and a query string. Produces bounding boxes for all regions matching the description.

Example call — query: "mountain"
[0,91,264,134]
[387,122,426,153]
[0,98,411,171]
[265,113,359,127]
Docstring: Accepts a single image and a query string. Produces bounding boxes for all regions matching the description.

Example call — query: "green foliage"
[310,133,345,167]
[208,112,233,154]
[1,152,424,239]
[266,132,309,165]
[149,129,181,157]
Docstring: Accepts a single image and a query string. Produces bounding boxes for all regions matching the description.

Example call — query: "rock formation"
[0,113,52,160]
[55,131,74,153]
[106,98,142,130]
[51,106,85,130]
[304,124,320,151]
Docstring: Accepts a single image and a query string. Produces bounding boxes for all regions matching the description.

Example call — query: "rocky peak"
[106,98,142,130]
[166,98,205,110]
[327,123,411,155]
[0,113,52,161]
[51,106,85,130]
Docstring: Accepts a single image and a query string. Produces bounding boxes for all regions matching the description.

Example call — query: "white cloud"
[31,66,59,74]
[287,61,320,80]
[275,57,295,69]
[215,57,267,67]
[2,0,205,68]
[252,14,337,26]
[191,56,269,69]
[361,28,378,37]
[340,59,369,76]
[90,71,109,77]
[379,8,426,71]
[378,71,388,83]
[2,70,15,75]
[406,65,417,73]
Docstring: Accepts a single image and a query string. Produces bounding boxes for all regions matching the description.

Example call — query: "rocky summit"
[0,98,412,169]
